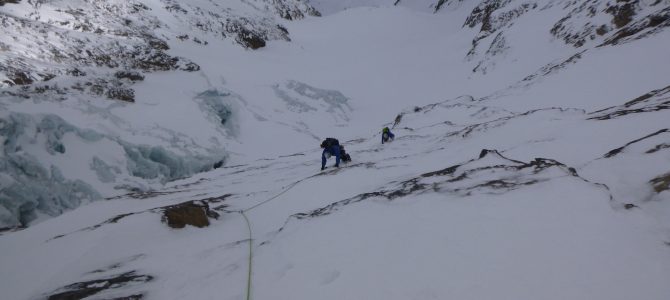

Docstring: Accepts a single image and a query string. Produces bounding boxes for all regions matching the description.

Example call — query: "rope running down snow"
[237,176,310,300]
[243,180,304,212]
[239,210,253,300]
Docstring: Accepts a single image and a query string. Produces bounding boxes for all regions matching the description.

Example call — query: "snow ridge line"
[273,148,625,234]
[603,128,670,158]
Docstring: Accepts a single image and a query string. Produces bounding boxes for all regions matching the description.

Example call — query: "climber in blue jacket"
[381,127,395,144]
[320,138,341,170]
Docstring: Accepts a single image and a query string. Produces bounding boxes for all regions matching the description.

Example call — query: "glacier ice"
[273,85,318,113]
[273,80,353,122]
[91,156,120,183]
[122,143,224,183]
[0,112,226,228]
[0,153,101,228]
[0,113,101,227]
[194,89,240,136]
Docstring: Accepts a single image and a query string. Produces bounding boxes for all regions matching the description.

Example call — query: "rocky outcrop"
[46,271,152,300]
[459,0,539,74]
[550,0,670,48]
[588,85,670,120]
[0,3,200,102]
[650,173,670,193]
[115,71,145,82]
[464,0,536,57]
[48,194,232,240]
[601,129,669,158]
[433,0,472,12]
[287,149,605,221]
[459,0,670,75]
[606,0,638,28]
[601,6,670,46]
[160,0,318,49]
[162,200,220,229]
[0,0,20,6]
[0,0,319,96]
[226,21,269,49]
[272,0,321,20]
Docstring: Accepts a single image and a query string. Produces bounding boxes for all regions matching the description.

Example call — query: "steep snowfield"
[2,95,669,299]
[1,0,670,299]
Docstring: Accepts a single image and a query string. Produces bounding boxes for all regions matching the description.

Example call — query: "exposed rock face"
[115,71,145,82]
[607,0,638,28]
[434,0,466,12]
[0,0,20,6]
[550,0,670,48]
[46,271,152,300]
[0,2,199,101]
[651,173,670,193]
[588,85,670,120]
[107,87,136,102]
[289,149,605,221]
[162,200,220,229]
[601,6,670,46]
[0,0,320,94]
[464,0,535,57]
[2,70,33,86]
[458,0,670,75]
[272,0,321,19]
[160,0,317,49]
[435,0,448,12]
[601,129,669,158]
[227,22,268,49]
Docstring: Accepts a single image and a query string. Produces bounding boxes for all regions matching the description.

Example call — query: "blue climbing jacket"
[382,130,395,144]
[322,144,341,169]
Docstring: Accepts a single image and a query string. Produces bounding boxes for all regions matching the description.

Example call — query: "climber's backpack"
[340,145,351,162]
[321,138,339,149]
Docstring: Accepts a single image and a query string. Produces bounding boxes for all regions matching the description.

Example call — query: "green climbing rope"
[236,175,313,300]
[240,210,253,300]
[244,180,303,212]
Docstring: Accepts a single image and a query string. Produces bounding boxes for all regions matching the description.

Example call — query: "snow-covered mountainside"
[0,0,320,228]
[1,0,670,299]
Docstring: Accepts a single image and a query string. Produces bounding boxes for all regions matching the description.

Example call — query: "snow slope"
[1,94,669,299]
[1,0,670,299]
[2,0,668,227]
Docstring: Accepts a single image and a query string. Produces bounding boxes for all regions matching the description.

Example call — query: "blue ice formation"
[0,112,226,228]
